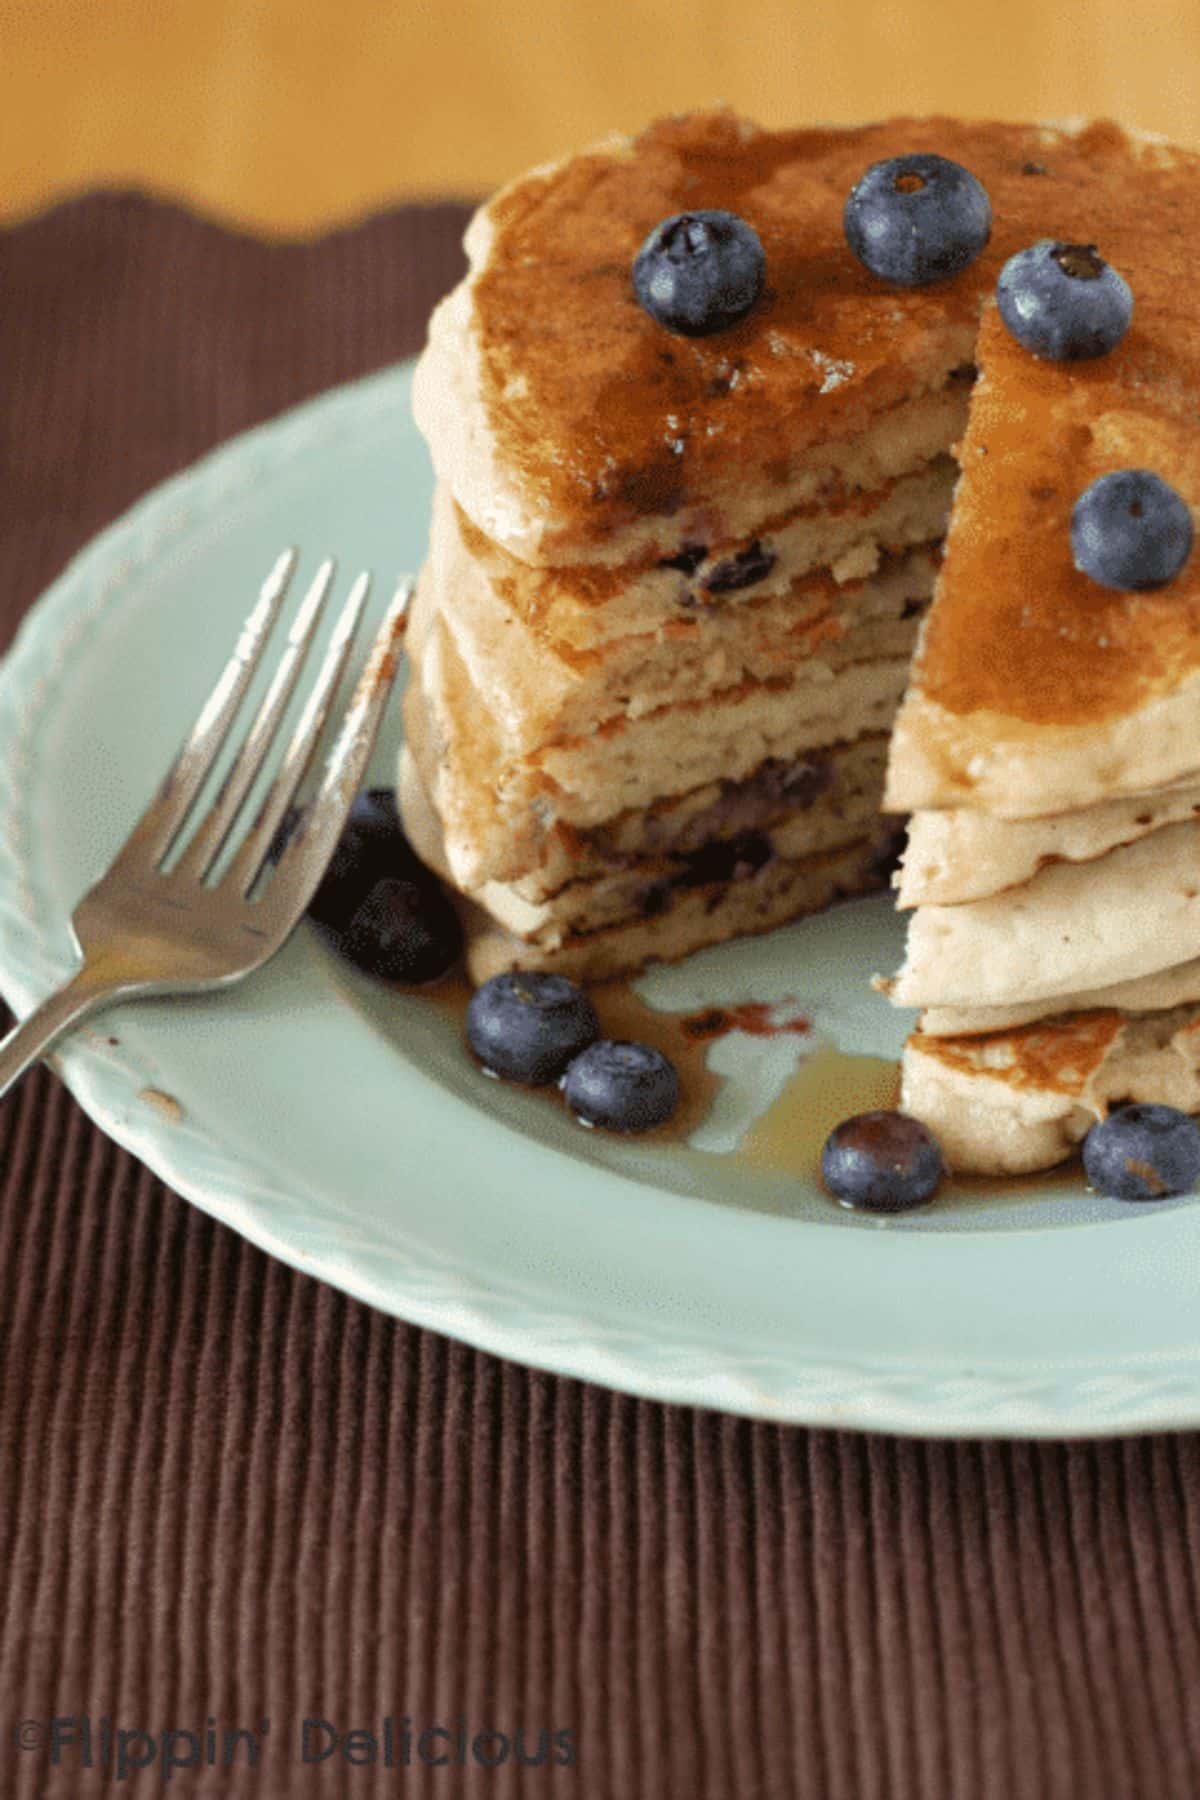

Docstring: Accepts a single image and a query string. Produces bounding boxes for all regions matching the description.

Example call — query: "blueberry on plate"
[342,876,462,985]
[843,153,991,287]
[996,240,1133,360]
[633,209,765,336]
[1082,1103,1200,1201]
[274,784,461,980]
[561,1039,681,1133]
[1071,469,1194,591]
[467,972,600,1085]
[820,1110,943,1212]
[284,785,427,930]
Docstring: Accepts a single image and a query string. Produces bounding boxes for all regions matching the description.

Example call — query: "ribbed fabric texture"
[2,194,1200,1798]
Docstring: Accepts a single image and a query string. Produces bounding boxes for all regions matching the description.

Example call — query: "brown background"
[3,0,1200,230]
[2,189,1200,1799]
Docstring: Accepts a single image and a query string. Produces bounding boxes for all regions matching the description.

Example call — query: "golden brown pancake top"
[474,110,1200,727]
[914,1011,1127,1095]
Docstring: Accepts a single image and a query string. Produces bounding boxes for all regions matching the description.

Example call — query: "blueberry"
[295,785,430,930]
[701,539,776,595]
[561,1039,681,1133]
[820,1111,943,1212]
[843,153,991,287]
[342,876,461,985]
[633,210,765,336]
[996,240,1133,360]
[467,972,599,1085]
[1082,1103,1200,1201]
[1071,469,1194,591]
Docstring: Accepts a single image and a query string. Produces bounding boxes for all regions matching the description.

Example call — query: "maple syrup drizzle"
[407,972,1094,1201]
[414,972,901,1168]
[737,1047,900,1178]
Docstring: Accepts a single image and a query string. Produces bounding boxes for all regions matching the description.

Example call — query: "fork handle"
[0,965,125,1102]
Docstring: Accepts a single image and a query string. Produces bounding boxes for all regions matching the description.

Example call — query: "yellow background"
[2,0,1199,233]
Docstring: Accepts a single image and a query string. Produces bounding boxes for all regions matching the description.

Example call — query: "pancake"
[403,726,890,924]
[443,732,889,904]
[475,744,891,943]
[918,953,1200,1037]
[428,479,940,751]
[399,736,898,982]
[897,782,1200,908]
[440,467,949,656]
[460,835,898,985]
[888,820,1200,1010]
[902,1006,1200,1175]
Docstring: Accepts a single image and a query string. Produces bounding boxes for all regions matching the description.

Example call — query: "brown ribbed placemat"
[2,193,1200,1800]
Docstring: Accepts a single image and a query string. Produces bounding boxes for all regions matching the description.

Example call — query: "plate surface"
[2,361,1199,1438]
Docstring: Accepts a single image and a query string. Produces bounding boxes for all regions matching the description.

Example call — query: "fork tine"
[224,569,374,896]
[254,576,412,918]
[172,558,337,882]
[118,547,297,868]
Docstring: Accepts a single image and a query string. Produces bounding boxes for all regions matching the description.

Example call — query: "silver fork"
[0,550,412,1099]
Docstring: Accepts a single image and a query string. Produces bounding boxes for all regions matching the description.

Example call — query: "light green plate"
[2,360,1198,1438]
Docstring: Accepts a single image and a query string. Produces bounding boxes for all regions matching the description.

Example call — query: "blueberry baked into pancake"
[397,108,1200,1180]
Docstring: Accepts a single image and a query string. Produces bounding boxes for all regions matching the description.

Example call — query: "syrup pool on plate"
[406,964,1101,1220]
[416,966,903,1176]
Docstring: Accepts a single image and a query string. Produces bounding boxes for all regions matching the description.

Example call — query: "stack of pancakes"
[401,108,1200,1173]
